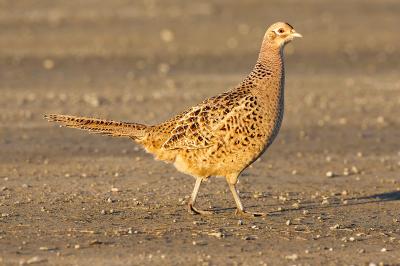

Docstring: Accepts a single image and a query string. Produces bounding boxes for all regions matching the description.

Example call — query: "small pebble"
[377,116,385,124]
[330,224,340,230]
[343,168,350,176]
[208,232,224,238]
[111,187,119,192]
[326,171,335,178]
[351,166,359,174]
[160,29,174,43]
[26,256,47,264]
[89,240,102,245]
[285,254,298,261]
[39,246,56,251]
[43,59,55,70]
[192,240,207,246]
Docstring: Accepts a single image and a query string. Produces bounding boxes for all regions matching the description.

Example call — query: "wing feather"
[162,92,253,150]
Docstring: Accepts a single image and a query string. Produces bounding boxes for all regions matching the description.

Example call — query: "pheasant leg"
[188,178,213,215]
[228,183,266,217]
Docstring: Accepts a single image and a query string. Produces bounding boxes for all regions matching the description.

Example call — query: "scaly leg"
[188,177,213,215]
[228,182,266,217]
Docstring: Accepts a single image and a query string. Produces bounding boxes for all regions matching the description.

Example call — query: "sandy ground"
[1,0,400,265]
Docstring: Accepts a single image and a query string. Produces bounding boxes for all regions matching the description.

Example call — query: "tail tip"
[44,114,60,122]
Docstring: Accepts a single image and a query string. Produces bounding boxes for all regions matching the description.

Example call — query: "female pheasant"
[46,22,302,217]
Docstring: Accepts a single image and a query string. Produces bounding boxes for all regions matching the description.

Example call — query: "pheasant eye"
[278,28,284,34]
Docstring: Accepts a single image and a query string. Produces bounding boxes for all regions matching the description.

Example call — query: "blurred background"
[1,0,399,123]
[0,1,399,265]
[1,0,399,176]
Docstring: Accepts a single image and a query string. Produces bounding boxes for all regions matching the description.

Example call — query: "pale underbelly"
[172,124,282,178]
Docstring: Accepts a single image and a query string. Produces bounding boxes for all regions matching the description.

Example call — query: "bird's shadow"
[209,191,400,215]
[277,190,400,214]
[355,191,400,201]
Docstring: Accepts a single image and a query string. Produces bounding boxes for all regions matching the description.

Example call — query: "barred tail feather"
[44,114,147,138]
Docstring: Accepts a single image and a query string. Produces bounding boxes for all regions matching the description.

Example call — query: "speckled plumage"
[45,22,302,217]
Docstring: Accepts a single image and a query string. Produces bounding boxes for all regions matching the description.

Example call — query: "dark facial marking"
[285,22,294,29]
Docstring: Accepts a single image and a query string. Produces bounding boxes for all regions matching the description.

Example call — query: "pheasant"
[45,22,302,217]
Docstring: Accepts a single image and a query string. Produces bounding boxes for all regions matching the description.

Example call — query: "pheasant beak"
[290,30,303,38]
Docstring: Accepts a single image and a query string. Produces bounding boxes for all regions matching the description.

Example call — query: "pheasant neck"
[253,40,285,106]
[257,41,284,72]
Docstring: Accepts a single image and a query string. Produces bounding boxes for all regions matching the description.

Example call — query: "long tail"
[44,114,148,138]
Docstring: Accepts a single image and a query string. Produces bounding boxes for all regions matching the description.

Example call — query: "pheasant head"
[264,22,302,47]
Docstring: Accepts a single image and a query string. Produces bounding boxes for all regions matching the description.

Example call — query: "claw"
[235,209,267,218]
[188,203,214,215]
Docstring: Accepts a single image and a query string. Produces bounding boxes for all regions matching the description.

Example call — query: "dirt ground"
[1,0,400,265]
